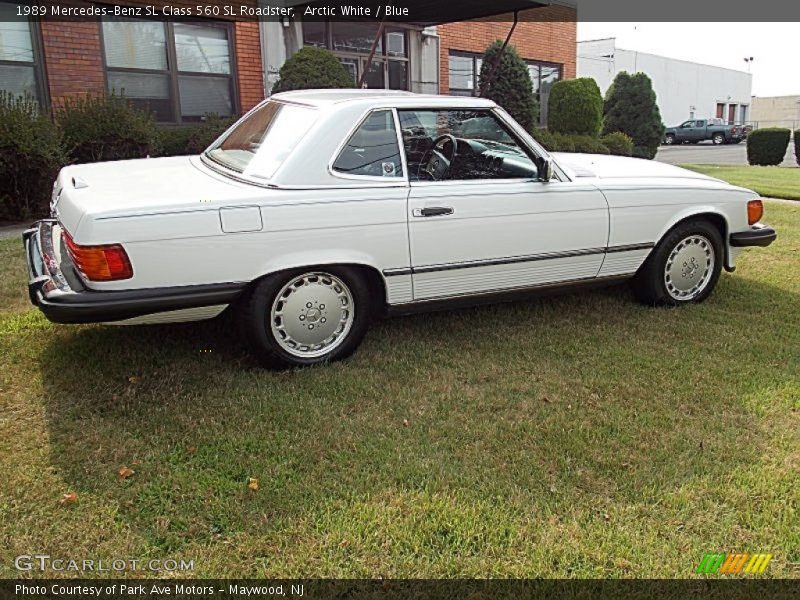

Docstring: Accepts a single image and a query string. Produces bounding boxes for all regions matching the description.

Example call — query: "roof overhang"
[279,0,552,26]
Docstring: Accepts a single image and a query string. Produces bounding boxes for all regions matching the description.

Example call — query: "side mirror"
[539,157,554,182]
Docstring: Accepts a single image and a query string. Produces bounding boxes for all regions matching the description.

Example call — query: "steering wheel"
[418,134,458,181]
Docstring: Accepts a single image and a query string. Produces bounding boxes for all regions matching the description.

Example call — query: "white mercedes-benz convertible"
[25,90,776,368]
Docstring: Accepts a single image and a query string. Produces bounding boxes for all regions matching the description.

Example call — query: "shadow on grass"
[35,276,799,557]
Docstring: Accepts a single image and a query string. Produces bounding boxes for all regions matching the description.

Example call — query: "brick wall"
[234,22,265,112]
[438,5,577,95]
[39,20,105,106]
[38,1,264,116]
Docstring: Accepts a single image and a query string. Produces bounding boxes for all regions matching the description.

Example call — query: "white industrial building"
[577,38,752,128]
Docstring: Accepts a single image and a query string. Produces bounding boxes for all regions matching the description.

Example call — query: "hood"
[53,156,253,234]
[552,152,723,183]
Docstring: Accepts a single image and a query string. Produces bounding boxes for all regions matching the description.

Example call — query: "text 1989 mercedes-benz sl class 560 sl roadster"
[25,90,776,368]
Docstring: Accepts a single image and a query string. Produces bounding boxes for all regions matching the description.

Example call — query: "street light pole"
[744,57,754,72]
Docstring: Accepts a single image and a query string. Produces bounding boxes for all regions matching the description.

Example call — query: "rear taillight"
[64,232,133,281]
[747,199,764,226]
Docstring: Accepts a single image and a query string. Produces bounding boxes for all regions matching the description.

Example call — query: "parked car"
[663,118,745,145]
[25,90,776,368]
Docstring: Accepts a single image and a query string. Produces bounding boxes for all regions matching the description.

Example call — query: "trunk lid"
[53,156,252,235]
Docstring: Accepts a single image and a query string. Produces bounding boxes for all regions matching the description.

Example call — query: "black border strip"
[383,242,654,277]
[2,579,799,600]
[10,1,800,23]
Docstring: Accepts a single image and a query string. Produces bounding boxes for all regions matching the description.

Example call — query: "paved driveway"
[0,225,27,241]
[656,141,797,166]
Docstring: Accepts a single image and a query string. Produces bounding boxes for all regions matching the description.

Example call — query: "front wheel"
[664,134,675,145]
[239,267,371,368]
[632,220,723,306]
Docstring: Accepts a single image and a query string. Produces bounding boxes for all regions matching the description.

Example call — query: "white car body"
[25,90,774,332]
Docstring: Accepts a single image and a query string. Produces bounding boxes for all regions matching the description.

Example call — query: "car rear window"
[206,101,317,179]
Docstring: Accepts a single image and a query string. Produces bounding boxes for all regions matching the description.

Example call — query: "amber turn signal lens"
[64,232,133,281]
[747,199,764,226]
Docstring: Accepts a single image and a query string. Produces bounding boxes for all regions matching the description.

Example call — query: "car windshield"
[206,101,317,180]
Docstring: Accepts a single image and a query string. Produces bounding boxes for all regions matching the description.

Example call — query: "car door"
[397,108,609,302]
[692,119,707,141]
[676,121,694,142]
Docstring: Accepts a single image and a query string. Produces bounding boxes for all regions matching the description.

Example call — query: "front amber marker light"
[747,199,764,226]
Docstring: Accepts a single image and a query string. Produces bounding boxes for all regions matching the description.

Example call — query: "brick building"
[1,0,576,125]
[1,0,263,123]
[439,5,576,123]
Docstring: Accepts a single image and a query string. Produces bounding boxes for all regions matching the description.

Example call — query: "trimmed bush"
[530,127,556,150]
[531,128,615,155]
[272,47,355,93]
[746,128,791,166]
[159,127,196,157]
[550,132,577,153]
[478,41,538,133]
[159,115,238,157]
[547,78,603,136]
[795,130,800,166]
[0,93,67,220]
[570,134,611,154]
[58,93,161,163]
[600,131,634,156]
[603,72,664,160]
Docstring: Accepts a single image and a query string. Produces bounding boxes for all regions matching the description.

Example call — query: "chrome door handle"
[413,207,454,218]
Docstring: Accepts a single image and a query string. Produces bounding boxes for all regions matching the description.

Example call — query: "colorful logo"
[696,553,772,574]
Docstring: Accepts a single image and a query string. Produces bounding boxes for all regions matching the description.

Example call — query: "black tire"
[664,134,675,145]
[712,133,725,145]
[631,219,724,307]
[238,266,372,369]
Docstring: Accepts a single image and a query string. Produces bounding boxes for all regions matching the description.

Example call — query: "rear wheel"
[632,219,723,306]
[712,133,725,145]
[239,267,371,368]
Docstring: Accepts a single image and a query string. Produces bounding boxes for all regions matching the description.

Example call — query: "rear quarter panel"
[81,187,414,304]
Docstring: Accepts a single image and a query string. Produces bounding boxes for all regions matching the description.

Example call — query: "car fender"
[655,204,733,266]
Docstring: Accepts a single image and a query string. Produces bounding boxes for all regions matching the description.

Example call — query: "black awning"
[279,0,550,26]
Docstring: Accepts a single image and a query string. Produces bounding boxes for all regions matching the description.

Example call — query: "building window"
[448,52,482,97]
[0,2,45,104]
[302,22,409,90]
[527,62,562,103]
[101,18,237,123]
[447,51,562,122]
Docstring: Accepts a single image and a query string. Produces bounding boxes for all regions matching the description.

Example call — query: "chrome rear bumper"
[23,220,246,324]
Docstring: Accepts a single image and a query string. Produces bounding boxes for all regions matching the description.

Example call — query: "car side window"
[695,120,706,127]
[332,110,404,178]
[681,121,694,128]
[397,109,539,182]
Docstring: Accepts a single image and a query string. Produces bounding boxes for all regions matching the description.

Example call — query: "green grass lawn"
[682,164,800,201]
[1,202,798,579]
